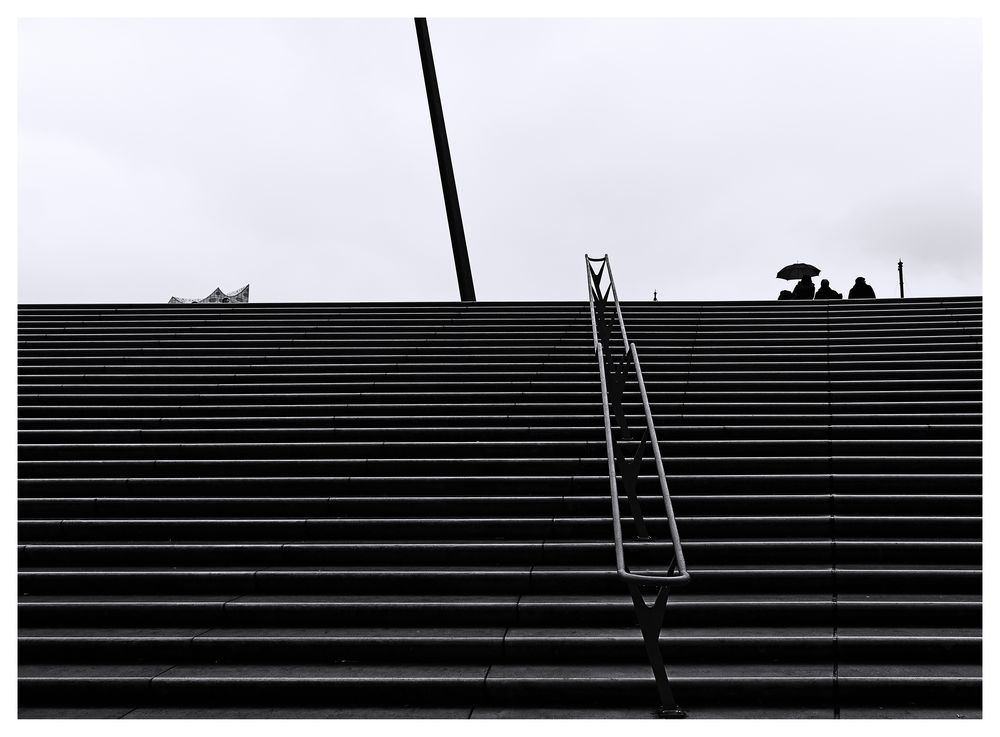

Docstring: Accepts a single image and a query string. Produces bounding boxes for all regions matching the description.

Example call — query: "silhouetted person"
[777,289,794,300]
[814,279,843,300]
[791,276,815,300]
[848,277,876,299]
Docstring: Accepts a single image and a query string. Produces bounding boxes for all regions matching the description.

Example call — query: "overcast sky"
[18,18,981,303]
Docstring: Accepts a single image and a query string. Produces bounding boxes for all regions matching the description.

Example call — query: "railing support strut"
[585,254,690,718]
[627,583,686,718]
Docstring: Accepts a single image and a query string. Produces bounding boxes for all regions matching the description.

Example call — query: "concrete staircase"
[18,297,982,718]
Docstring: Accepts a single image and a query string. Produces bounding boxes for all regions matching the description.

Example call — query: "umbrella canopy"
[776,263,821,280]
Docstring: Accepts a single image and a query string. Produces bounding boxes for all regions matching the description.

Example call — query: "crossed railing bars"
[585,254,690,718]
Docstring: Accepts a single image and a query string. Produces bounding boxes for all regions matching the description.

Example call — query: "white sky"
[18,17,981,302]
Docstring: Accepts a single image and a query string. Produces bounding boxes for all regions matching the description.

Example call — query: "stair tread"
[21,706,473,719]
[19,625,980,639]
[837,627,981,637]
[21,628,209,637]
[486,663,833,678]
[17,592,984,604]
[20,563,984,572]
[19,663,491,679]
[28,538,980,544]
[838,664,982,677]
[20,627,508,638]
[19,664,174,678]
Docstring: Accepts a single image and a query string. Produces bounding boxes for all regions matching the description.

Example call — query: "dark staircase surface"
[18,297,982,719]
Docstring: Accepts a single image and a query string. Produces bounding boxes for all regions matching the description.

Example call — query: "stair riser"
[17,516,982,543]
[18,440,984,461]
[15,371,984,386]
[18,543,983,567]
[25,676,979,709]
[18,571,983,596]
[17,637,982,665]
[16,494,985,518]
[18,412,985,429]
[16,334,983,352]
[17,475,984,498]
[17,391,985,409]
[17,380,983,397]
[17,677,486,708]
[19,601,982,629]
[17,358,984,374]
[16,424,985,443]
[17,322,982,338]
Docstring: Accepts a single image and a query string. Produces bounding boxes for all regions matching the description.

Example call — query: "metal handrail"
[585,254,690,718]
[586,255,689,586]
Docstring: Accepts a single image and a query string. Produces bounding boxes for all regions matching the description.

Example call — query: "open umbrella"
[776,263,821,280]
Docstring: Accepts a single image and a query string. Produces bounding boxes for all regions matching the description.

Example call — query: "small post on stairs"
[898,259,905,299]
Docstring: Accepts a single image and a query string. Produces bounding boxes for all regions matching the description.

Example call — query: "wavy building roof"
[168,284,249,304]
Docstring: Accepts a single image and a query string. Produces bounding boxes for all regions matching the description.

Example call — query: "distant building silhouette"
[169,285,249,304]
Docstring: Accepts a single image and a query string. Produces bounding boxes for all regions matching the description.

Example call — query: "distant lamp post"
[653,290,658,302]
[898,260,905,299]
[414,18,476,302]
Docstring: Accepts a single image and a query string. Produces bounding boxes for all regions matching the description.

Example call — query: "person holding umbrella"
[776,263,821,300]
[792,276,815,299]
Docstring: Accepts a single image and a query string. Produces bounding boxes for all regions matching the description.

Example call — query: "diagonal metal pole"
[414,17,476,302]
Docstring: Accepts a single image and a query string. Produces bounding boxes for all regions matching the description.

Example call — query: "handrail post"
[627,583,686,717]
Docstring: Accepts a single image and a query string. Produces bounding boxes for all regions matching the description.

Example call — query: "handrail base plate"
[657,707,687,719]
